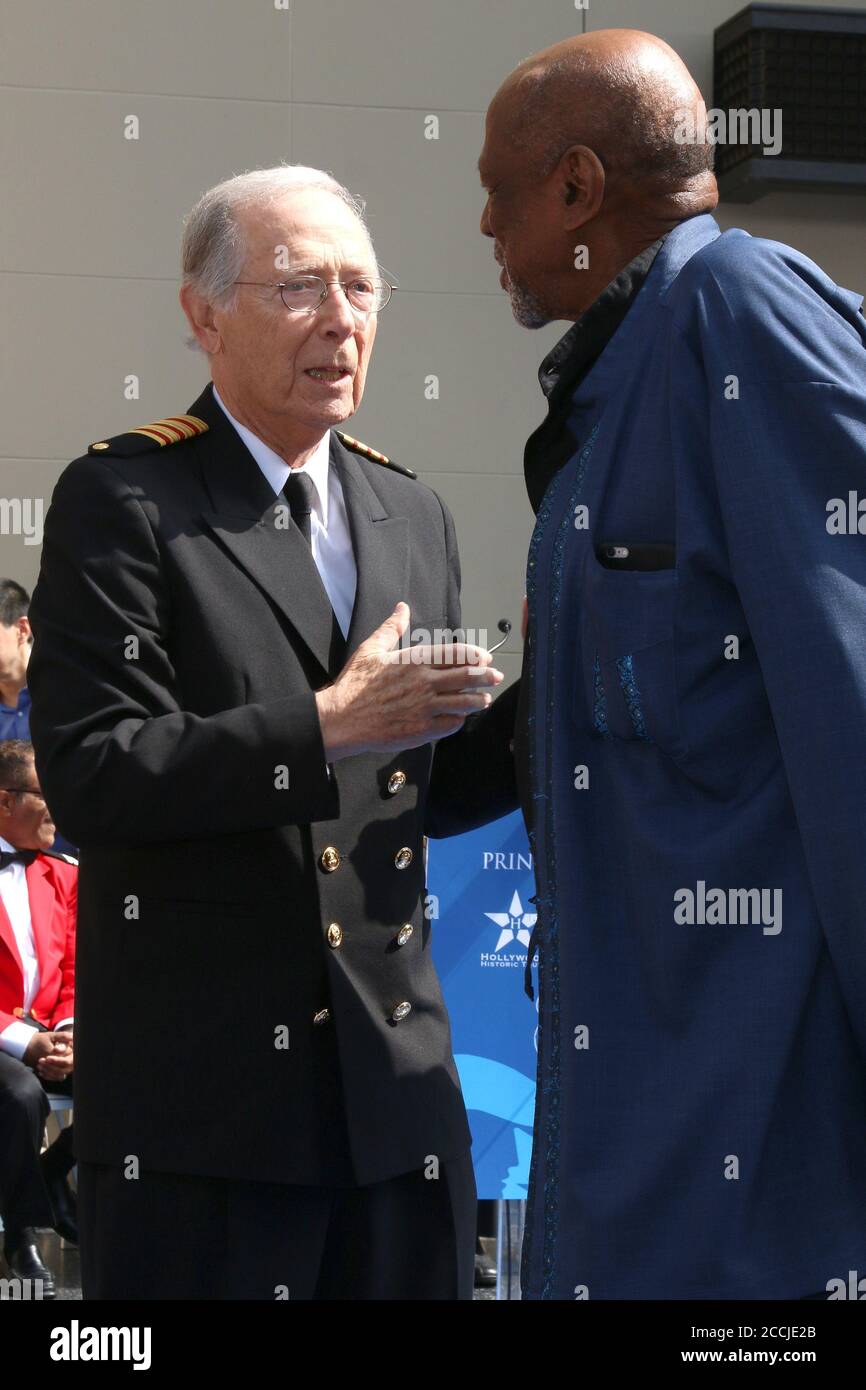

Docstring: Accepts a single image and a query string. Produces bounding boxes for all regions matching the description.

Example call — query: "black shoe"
[40,1155,79,1245]
[4,1228,56,1298]
[474,1247,496,1288]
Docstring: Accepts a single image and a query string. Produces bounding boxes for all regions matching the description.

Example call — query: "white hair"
[180,164,376,312]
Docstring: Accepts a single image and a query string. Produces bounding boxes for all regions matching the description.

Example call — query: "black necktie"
[0,849,37,870]
[280,470,347,675]
[284,471,317,547]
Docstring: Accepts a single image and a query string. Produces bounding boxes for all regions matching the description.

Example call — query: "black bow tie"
[0,849,37,870]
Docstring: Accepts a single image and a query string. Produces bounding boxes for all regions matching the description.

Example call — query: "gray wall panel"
[0,273,203,458]
[0,1,296,102]
[292,0,582,110]
[2,88,292,277]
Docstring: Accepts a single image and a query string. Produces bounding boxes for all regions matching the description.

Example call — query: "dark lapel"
[330,434,410,660]
[192,384,338,677]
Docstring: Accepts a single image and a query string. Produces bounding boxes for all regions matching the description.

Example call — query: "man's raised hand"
[315,602,503,760]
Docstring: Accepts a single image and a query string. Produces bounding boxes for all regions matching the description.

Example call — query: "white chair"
[47,1092,73,1124]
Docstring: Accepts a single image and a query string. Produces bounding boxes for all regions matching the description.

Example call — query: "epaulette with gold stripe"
[89,414,209,457]
[335,430,417,479]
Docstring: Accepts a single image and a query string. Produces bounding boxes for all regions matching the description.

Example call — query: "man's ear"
[557,145,606,230]
[179,284,222,355]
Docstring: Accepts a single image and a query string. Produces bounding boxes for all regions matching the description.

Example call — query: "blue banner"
[427,811,538,1200]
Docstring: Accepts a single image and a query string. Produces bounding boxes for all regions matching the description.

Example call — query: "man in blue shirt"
[0,581,32,745]
[479,29,866,1299]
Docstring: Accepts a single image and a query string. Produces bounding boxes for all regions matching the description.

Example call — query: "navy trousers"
[79,1146,476,1300]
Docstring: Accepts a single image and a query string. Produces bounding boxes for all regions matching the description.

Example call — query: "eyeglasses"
[233,276,394,316]
[1,787,46,803]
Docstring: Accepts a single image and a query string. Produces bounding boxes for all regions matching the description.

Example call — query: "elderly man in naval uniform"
[28,165,519,1300]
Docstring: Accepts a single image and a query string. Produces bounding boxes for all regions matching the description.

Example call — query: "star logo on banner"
[486,890,537,952]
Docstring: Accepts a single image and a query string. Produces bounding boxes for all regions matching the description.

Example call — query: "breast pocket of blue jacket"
[578,560,685,757]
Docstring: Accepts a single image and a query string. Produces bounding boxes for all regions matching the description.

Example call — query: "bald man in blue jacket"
[478,29,866,1299]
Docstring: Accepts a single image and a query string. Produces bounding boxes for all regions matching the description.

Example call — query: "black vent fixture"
[713,3,866,200]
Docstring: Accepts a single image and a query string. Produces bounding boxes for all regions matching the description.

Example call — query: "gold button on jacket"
[327,922,343,948]
[390,1001,412,1022]
[387,770,407,795]
[313,1008,331,1025]
[320,846,341,872]
[396,924,414,947]
[394,846,413,869]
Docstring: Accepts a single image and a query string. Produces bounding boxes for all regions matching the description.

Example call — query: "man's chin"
[511,302,552,330]
[301,395,356,427]
[507,288,552,331]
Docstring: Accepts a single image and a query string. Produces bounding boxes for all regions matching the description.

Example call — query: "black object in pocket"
[595,541,675,571]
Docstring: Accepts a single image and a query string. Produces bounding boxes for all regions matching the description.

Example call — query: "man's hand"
[316,602,504,760]
[23,1030,74,1081]
[37,1030,74,1082]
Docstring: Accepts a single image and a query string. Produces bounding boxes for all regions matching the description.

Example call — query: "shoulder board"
[41,849,79,865]
[335,430,417,479]
[89,415,209,458]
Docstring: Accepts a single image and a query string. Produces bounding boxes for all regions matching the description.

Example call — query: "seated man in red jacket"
[0,739,77,1296]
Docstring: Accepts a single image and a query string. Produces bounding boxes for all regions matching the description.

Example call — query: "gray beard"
[506,275,552,329]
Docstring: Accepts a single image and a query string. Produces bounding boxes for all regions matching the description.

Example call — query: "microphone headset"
[488,619,512,655]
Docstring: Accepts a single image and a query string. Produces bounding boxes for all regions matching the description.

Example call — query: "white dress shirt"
[213,386,357,637]
[0,835,42,1059]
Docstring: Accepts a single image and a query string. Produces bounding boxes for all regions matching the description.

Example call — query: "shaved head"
[495,30,714,194]
[478,30,718,326]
